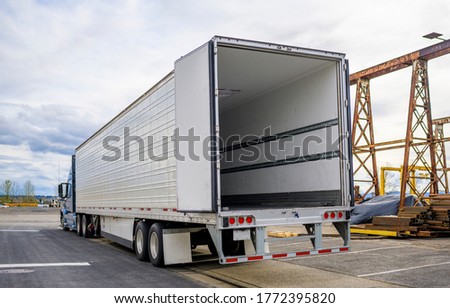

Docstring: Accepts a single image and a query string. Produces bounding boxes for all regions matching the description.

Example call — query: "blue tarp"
[350,195,422,225]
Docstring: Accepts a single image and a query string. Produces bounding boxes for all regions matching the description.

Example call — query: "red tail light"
[227,216,254,226]
[324,211,346,220]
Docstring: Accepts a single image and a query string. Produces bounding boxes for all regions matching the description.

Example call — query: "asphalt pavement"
[0,207,204,288]
[1,207,450,288]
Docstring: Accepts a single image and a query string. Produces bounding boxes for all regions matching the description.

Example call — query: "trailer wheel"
[82,214,93,238]
[94,215,101,237]
[222,231,245,256]
[76,214,83,237]
[224,240,245,256]
[134,222,149,261]
[148,223,164,267]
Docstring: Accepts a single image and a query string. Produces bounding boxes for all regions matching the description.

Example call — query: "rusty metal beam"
[355,137,450,152]
[350,39,450,85]
[400,59,438,209]
[433,117,450,193]
[433,116,450,125]
[352,78,379,202]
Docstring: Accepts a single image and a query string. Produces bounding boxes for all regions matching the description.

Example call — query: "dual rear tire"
[75,217,166,267]
[148,223,164,267]
[134,222,149,261]
[76,214,94,238]
[76,214,83,237]
[134,222,164,267]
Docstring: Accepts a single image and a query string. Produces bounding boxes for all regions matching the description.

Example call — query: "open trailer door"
[174,41,219,212]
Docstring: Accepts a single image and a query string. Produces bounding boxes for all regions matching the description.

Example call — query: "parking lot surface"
[1,207,449,287]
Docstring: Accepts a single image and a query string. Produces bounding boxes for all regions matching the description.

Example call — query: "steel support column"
[352,78,379,202]
[433,119,449,193]
[400,60,438,209]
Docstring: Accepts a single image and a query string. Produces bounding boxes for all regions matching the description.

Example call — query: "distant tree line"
[0,179,37,203]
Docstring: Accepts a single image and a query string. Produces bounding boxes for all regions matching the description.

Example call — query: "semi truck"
[58,36,353,267]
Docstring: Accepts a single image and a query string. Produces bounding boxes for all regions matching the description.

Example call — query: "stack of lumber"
[355,195,450,237]
[363,215,430,237]
[398,206,429,221]
[427,197,450,231]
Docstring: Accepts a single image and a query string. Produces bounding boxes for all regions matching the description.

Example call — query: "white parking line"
[0,262,90,269]
[0,230,40,232]
[357,261,450,277]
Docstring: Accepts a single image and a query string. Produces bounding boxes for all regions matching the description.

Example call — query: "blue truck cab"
[58,155,76,231]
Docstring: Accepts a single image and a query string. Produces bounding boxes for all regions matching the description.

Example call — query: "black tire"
[76,214,83,237]
[148,223,164,267]
[82,215,88,238]
[223,240,245,256]
[222,231,245,256]
[134,222,150,261]
[94,216,101,237]
[82,214,92,238]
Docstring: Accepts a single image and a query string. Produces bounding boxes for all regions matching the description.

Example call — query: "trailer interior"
[217,44,344,211]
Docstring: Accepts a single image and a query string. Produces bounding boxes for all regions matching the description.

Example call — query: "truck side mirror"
[58,183,68,198]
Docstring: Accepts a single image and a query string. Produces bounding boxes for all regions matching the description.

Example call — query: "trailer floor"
[1,208,449,287]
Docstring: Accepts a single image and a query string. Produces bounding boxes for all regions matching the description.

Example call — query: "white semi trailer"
[59,36,353,267]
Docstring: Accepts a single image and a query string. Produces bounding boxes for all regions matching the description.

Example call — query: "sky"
[0,0,450,195]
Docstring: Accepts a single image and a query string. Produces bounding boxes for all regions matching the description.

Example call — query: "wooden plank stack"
[363,214,429,237]
[357,194,450,238]
[427,196,450,232]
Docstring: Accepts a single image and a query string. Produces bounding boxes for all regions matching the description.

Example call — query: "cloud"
[0,0,450,195]
[0,102,98,155]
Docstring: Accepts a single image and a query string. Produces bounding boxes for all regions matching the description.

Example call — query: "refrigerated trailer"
[58,36,353,267]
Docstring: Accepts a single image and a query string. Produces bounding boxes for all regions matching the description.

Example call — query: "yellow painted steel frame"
[380,166,427,196]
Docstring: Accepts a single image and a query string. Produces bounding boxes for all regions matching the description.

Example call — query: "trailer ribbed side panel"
[76,75,177,211]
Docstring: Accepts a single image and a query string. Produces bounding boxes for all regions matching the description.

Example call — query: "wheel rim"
[150,232,158,259]
[136,229,143,255]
